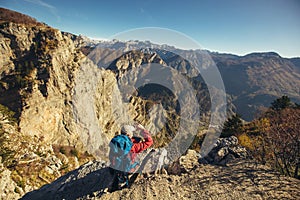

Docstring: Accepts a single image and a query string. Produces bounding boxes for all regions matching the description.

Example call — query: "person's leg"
[108,168,119,192]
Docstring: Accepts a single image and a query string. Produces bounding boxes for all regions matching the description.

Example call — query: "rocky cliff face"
[0,18,128,148]
[0,10,214,198]
[0,12,119,197]
[0,109,84,199]
[0,21,78,143]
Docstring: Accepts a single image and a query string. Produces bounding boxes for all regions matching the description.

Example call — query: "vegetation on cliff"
[221,96,300,179]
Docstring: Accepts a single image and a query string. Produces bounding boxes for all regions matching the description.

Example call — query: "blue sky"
[1,0,300,57]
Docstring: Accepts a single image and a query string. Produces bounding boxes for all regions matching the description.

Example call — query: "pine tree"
[270,95,292,111]
[221,114,243,138]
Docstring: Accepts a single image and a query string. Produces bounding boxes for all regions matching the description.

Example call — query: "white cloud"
[24,0,61,22]
[24,0,54,9]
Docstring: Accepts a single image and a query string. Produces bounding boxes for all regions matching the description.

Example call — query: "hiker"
[109,123,153,191]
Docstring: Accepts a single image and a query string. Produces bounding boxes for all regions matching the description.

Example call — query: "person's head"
[121,125,136,138]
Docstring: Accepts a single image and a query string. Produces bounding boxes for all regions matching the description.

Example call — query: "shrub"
[270,95,293,111]
[59,147,66,155]
[0,7,43,26]
[0,104,17,123]
[237,133,254,150]
[221,114,243,137]
[246,102,300,178]
[263,108,300,178]
[70,148,79,157]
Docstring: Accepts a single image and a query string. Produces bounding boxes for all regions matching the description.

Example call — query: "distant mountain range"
[211,52,300,119]
[77,37,300,120]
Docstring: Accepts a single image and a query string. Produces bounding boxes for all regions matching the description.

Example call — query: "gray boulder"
[21,161,110,200]
[199,136,249,165]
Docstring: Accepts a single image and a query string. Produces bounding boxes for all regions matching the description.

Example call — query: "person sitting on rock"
[109,123,153,191]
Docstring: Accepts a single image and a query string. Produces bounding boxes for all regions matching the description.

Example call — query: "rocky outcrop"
[18,137,250,198]
[166,149,199,175]
[21,161,109,200]
[0,162,21,200]
[103,159,300,200]
[0,18,119,197]
[0,106,89,198]
[198,136,249,165]
[107,50,166,77]
[0,20,121,150]
[20,153,300,200]
[0,21,79,144]
[20,149,199,199]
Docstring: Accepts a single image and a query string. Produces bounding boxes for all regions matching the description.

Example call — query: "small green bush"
[59,147,66,155]
[0,104,17,123]
[70,148,79,157]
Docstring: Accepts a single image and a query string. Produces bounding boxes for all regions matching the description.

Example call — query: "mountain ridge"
[0,7,44,26]
[80,37,300,120]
